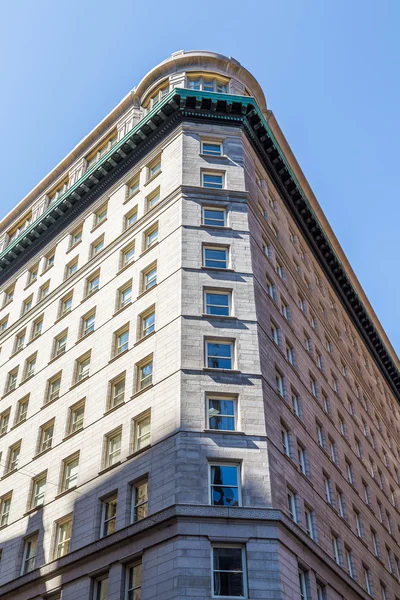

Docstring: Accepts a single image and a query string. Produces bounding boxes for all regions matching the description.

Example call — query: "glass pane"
[206,293,229,315]
[203,174,223,189]
[207,343,232,369]
[202,143,222,156]
[204,249,227,268]
[204,208,225,225]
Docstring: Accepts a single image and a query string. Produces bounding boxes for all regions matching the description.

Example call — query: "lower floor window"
[212,546,246,597]
[126,563,142,600]
[94,576,108,600]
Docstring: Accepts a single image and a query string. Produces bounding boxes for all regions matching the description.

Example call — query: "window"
[133,412,151,451]
[203,206,226,227]
[126,563,142,600]
[86,132,118,170]
[371,529,380,557]
[322,393,330,415]
[324,476,333,504]
[76,353,91,382]
[138,308,155,339]
[266,278,277,301]
[281,301,290,320]
[346,460,354,485]
[298,568,308,600]
[316,351,323,371]
[316,423,324,447]
[121,242,135,267]
[131,480,148,522]
[0,493,11,527]
[304,506,315,539]
[124,206,138,229]
[68,400,85,434]
[5,368,18,393]
[94,576,108,600]
[24,354,37,379]
[22,295,33,315]
[286,342,295,365]
[54,330,68,357]
[127,175,139,197]
[188,74,228,93]
[316,583,325,600]
[337,489,345,517]
[287,489,298,522]
[381,584,388,600]
[264,243,273,260]
[82,310,96,336]
[363,566,372,595]
[276,370,284,397]
[30,473,47,509]
[114,326,129,356]
[104,430,122,468]
[304,335,312,354]
[21,535,38,575]
[206,340,233,370]
[38,421,54,453]
[146,188,160,211]
[298,444,307,475]
[94,204,108,227]
[137,357,153,390]
[276,261,285,279]
[39,281,49,300]
[46,373,61,404]
[208,396,236,431]
[55,518,72,558]
[332,374,339,394]
[331,534,340,564]
[15,396,29,425]
[271,321,280,345]
[70,227,82,248]
[28,263,39,285]
[281,423,290,456]
[204,246,228,269]
[210,464,240,507]
[115,282,132,312]
[201,140,223,156]
[3,285,14,306]
[212,546,246,598]
[109,375,125,409]
[148,156,161,179]
[354,509,363,538]
[291,392,301,418]
[205,290,230,316]
[101,495,117,537]
[91,235,104,257]
[148,83,169,108]
[310,376,318,398]
[202,171,224,189]
[345,547,355,578]
[328,438,337,464]
[142,263,157,290]
[0,314,8,332]
[144,224,158,248]
[325,337,332,353]
[362,481,370,505]
[14,330,26,353]
[298,295,306,313]
[59,293,73,318]
[7,442,21,472]
[86,271,100,296]
[66,258,78,279]
[43,250,55,271]
[339,415,346,437]
[61,454,79,492]
[0,409,10,436]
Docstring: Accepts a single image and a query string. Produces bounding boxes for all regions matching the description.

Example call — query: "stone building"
[0,50,399,600]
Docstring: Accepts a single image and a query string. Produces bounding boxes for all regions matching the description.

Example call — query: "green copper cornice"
[1,88,399,402]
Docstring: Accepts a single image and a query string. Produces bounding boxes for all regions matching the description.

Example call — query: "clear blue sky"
[0,0,399,352]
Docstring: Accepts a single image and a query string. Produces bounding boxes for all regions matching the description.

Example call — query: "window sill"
[55,486,77,499]
[202,314,237,321]
[123,188,140,205]
[143,169,161,187]
[23,280,38,292]
[48,353,65,365]
[117,261,135,276]
[10,421,26,431]
[21,375,34,385]
[98,461,121,476]
[32,447,52,460]
[41,264,54,276]
[1,390,16,400]
[80,289,99,304]
[139,242,159,259]
[199,153,229,160]
[104,402,125,416]
[75,330,95,345]
[2,299,13,309]
[69,377,89,390]
[126,445,151,460]
[9,348,24,360]
[63,428,84,442]
[24,505,43,517]
[137,284,157,300]
[1,469,17,480]
[131,384,154,399]
[66,240,82,255]
[203,368,241,374]
[55,311,73,325]
[109,350,129,364]
[201,267,234,273]
[113,302,133,317]
[134,331,156,347]
[90,218,108,234]
[204,429,245,435]
[200,225,232,231]
[41,397,59,410]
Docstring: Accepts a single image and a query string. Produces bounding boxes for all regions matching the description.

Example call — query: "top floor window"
[7,213,32,246]
[187,74,228,93]
[201,140,223,156]
[202,206,226,227]
[86,132,118,170]
[202,171,224,189]
[48,179,69,205]
[148,84,169,109]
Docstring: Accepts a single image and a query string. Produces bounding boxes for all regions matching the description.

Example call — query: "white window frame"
[130,479,148,523]
[202,205,226,227]
[209,463,241,507]
[202,171,224,189]
[201,140,223,156]
[204,289,231,317]
[203,246,229,269]
[211,545,247,598]
[206,340,234,370]
[207,395,237,432]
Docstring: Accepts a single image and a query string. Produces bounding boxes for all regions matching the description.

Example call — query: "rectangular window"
[94,204,108,227]
[134,412,151,452]
[0,409,10,436]
[60,293,73,317]
[201,141,223,156]
[146,188,160,211]
[22,295,33,315]
[121,242,135,267]
[208,396,236,431]
[337,489,345,518]
[43,250,55,271]
[212,546,245,598]
[204,246,228,269]
[363,566,372,595]
[24,354,37,380]
[345,547,354,578]
[0,315,8,332]
[118,282,133,310]
[287,489,298,522]
[206,340,233,370]
[298,568,308,600]
[131,479,148,523]
[114,326,129,356]
[140,308,155,338]
[28,263,39,285]
[266,278,277,301]
[148,157,161,179]
[21,535,38,575]
[54,330,68,357]
[324,476,333,504]
[332,534,340,564]
[127,175,139,197]
[38,421,54,453]
[144,224,159,249]
[94,576,108,600]
[76,353,91,382]
[61,454,79,491]
[298,444,307,475]
[39,281,50,300]
[7,441,21,472]
[82,311,96,337]
[203,206,226,227]
[101,495,117,537]
[202,171,224,189]
[291,393,301,418]
[69,401,85,434]
[142,263,157,290]
[15,396,29,425]
[55,518,72,558]
[46,373,61,404]
[70,227,82,248]
[5,368,18,393]
[91,235,104,257]
[210,464,240,507]
[66,258,78,279]
[14,330,26,353]
[137,357,153,390]
[286,342,295,365]
[109,375,125,409]
[86,271,100,296]
[281,424,290,456]
[126,563,142,600]
[30,473,47,509]
[271,321,280,345]
[124,206,138,229]
[205,290,230,316]
[3,285,14,306]
[0,493,12,527]
[304,506,315,540]
[32,316,43,339]
[104,430,122,468]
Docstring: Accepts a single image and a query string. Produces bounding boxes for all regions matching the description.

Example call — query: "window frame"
[211,545,247,599]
